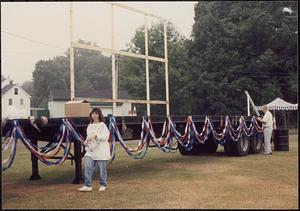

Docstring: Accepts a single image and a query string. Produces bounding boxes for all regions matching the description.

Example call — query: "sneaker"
[78,186,92,192]
[98,186,106,191]
[263,152,271,155]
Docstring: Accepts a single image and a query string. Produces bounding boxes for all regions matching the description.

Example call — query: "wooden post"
[145,15,150,116]
[29,139,41,180]
[247,94,250,116]
[244,91,260,116]
[69,2,75,101]
[111,4,116,115]
[72,141,83,184]
[163,21,170,115]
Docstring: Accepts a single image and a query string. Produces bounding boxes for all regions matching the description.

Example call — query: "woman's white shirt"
[85,122,110,160]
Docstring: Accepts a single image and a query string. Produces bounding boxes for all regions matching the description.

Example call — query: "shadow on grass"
[7,153,227,185]
[5,145,258,186]
[107,150,236,181]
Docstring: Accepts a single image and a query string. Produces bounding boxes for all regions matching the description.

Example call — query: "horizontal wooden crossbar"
[110,2,168,21]
[72,42,167,63]
[74,97,168,105]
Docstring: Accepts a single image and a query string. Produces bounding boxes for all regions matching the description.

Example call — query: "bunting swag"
[2,127,17,172]
[2,120,73,172]
[2,115,263,171]
[109,116,150,160]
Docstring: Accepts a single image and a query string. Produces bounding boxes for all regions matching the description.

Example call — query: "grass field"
[2,133,298,209]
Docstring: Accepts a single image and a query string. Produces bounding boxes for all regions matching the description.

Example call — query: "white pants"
[263,127,272,153]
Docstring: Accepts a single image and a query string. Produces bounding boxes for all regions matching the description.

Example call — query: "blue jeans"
[84,156,107,187]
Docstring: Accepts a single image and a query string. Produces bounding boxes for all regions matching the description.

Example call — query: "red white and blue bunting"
[2,116,263,171]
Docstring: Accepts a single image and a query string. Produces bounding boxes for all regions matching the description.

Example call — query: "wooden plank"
[145,15,150,115]
[163,22,170,115]
[74,97,168,105]
[111,4,116,115]
[110,2,168,21]
[72,42,167,63]
[69,3,75,101]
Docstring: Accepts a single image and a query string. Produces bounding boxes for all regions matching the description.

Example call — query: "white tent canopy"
[257,97,298,111]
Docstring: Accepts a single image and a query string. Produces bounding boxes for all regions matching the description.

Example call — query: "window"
[9,99,12,105]
[20,99,24,105]
[14,88,18,95]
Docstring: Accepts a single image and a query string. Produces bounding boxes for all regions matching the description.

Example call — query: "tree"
[32,57,67,107]
[32,39,112,108]
[119,22,192,115]
[21,80,34,97]
[188,1,298,115]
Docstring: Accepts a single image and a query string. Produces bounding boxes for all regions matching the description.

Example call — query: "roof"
[257,98,298,110]
[1,84,31,97]
[49,89,132,101]
[1,84,15,96]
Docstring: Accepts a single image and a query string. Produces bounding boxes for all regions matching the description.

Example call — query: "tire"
[202,142,218,153]
[196,133,218,154]
[224,135,235,156]
[232,133,250,156]
[249,132,263,154]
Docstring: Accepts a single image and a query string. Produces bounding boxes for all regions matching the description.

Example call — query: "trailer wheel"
[249,132,263,154]
[233,133,250,156]
[197,134,218,154]
[223,138,234,156]
[204,142,218,153]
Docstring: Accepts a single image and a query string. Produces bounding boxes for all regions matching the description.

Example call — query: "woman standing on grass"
[78,108,110,192]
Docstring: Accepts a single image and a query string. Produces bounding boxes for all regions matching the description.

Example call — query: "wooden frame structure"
[69,2,170,115]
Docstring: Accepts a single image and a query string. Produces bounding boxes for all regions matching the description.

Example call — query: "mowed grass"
[2,133,298,209]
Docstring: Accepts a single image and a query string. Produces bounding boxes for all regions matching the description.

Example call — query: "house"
[48,89,134,117]
[1,79,31,119]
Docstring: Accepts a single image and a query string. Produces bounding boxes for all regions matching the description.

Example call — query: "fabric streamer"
[2,115,263,171]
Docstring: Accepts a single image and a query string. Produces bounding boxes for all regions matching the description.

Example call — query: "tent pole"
[286,111,288,129]
[284,111,287,129]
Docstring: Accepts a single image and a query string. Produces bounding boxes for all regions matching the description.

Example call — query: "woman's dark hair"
[89,107,104,123]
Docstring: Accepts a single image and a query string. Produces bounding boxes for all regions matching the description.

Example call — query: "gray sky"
[1,2,197,84]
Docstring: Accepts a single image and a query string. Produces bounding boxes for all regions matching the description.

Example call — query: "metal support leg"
[29,139,41,180]
[72,141,83,184]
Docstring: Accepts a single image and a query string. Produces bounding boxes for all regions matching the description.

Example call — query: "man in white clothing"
[257,105,273,155]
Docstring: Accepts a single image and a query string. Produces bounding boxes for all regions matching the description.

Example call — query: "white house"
[48,89,134,117]
[1,79,31,119]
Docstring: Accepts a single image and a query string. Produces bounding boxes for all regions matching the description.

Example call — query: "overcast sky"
[1,1,197,84]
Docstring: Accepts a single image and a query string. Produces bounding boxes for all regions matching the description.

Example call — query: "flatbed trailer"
[2,115,269,184]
